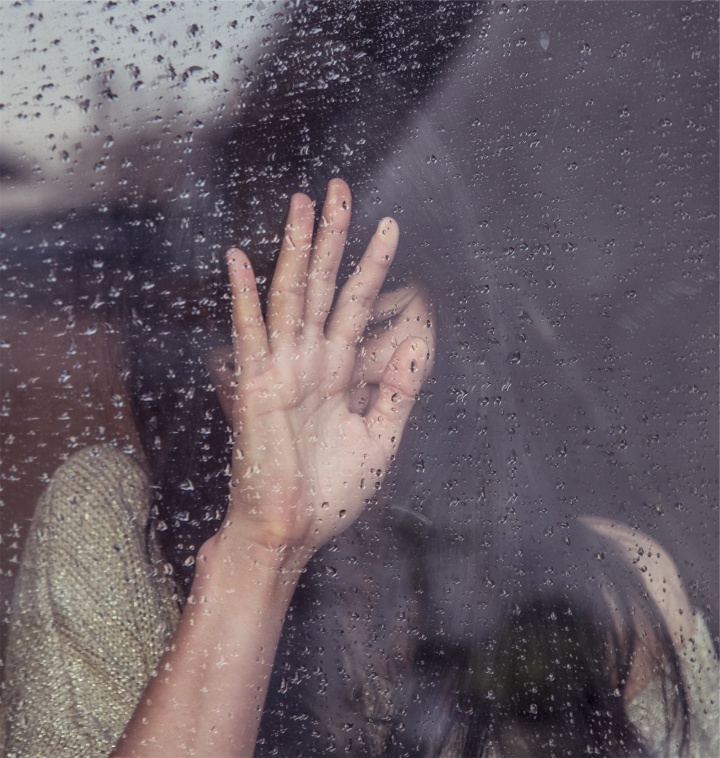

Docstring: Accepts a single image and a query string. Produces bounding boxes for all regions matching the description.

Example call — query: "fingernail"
[376,217,399,241]
[227,248,244,266]
[409,341,429,372]
[291,193,312,212]
[410,354,427,374]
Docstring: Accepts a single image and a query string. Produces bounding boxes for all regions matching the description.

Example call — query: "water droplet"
[539,32,550,51]
[179,480,194,492]
[338,509,347,519]
[320,501,329,510]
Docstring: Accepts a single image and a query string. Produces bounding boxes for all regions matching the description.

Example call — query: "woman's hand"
[211,179,430,564]
[115,179,430,758]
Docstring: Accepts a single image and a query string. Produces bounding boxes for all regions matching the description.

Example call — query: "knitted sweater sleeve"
[2,445,180,758]
[628,615,719,757]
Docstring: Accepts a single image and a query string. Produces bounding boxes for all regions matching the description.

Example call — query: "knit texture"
[2,445,718,756]
[627,621,719,757]
[2,446,179,757]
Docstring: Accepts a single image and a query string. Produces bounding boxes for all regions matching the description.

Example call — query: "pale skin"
[112,179,434,757]
[111,179,694,755]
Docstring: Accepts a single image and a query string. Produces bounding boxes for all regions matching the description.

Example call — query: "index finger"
[326,217,398,347]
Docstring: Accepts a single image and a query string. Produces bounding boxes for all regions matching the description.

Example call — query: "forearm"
[112,533,309,758]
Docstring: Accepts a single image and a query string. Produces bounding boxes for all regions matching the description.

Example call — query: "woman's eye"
[367,311,400,332]
[364,309,407,342]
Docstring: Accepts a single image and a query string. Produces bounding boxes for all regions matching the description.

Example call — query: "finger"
[267,193,314,345]
[364,338,429,460]
[326,217,398,346]
[303,178,352,335]
[227,248,269,368]
[349,285,435,389]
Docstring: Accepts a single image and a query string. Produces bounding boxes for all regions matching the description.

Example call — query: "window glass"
[2,3,717,756]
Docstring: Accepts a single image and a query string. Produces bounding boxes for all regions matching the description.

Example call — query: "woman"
[4,179,718,758]
[4,3,718,756]
[2,178,433,755]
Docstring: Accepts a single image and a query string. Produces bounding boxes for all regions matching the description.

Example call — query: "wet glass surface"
[2,2,717,755]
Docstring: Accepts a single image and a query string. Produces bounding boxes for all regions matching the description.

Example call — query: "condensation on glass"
[1,2,717,756]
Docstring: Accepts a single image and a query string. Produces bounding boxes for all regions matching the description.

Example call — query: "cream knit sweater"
[2,446,718,756]
[3,446,179,757]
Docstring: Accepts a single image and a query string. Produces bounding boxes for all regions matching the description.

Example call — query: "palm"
[222,180,428,554]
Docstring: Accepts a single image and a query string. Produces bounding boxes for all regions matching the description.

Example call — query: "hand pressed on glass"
[112,180,431,758]
[212,178,431,559]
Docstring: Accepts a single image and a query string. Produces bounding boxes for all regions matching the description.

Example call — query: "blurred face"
[347,284,435,415]
[207,282,435,420]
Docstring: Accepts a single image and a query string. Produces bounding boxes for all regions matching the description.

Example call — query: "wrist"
[192,528,312,601]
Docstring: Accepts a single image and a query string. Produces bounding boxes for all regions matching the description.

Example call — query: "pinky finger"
[365,338,429,460]
[227,248,270,367]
